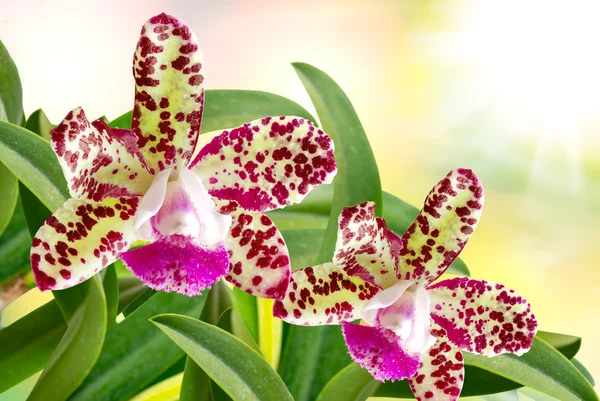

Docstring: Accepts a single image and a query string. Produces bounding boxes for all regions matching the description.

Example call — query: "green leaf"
[0,202,30,285]
[230,287,259,343]
[0,163,18,236]
[121,288,155,317]
[279,62,383,401]
[25,109,54,141]
[102,264,119,328]
[0,121,68,212]
[0,278,159,393]
[151,314,293,401]
[69,291,208,401]
[217,308,261,353]
[110,89,316,131]
[180,281,233,401]
[117,277,147,314]
[267,211,329,230]
[27,277,107,401]
[535,330,581,360]
[18,182,51,238]
[293,62,382,259]
[0,299,67,393]
[0,39,24,248]
[375,333,596,399]
[463,337,598,401]
[180,359,212,401]
[180,307,262,401]
[315,363,380,401]
[280,229,322,271]
[571,358,595,386]
[0,39,23,125]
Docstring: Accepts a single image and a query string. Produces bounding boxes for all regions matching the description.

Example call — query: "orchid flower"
[30,13,337,299]
[274,169,537,399]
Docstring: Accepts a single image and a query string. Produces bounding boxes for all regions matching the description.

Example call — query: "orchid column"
[30,13,337,299]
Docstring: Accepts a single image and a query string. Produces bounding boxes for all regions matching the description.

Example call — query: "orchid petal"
[363,282,436,354]
[341,322,420,382]
[178,169,231,245]
[132,13,204,172]
[272,263,380,325]
[408,329,464,401]
[361,280,413,326]
[190,116,337,212]
[120,234,229,296]
[217,200,290,300]
[30,197,139,291]
[50,108,152,201]
[134,167,171,240]
[334,202,403,288]
[398,169,484,285]
[428,277,538,356]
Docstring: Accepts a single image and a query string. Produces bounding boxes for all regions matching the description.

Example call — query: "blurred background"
[1,0,599,397]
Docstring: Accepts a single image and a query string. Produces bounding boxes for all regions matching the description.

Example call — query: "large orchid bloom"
[274,169,537,399]
[30,13,337,299]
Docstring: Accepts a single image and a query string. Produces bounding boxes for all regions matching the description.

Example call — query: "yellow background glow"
[1,0,599,397]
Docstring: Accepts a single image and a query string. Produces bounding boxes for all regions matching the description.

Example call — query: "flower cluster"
[274,169,538,400]
[30,13,337,300]
[29,13,537,399]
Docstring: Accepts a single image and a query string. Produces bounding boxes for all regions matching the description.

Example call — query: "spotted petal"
[341,322,420,382]
[408,328,464,401]
[132,13,205,172]
[273,263,380,325]
[428,277,538,356]
[217,200,290,300]
[190,116,337,212]
[334,202,402,288]
[50,108,152,201]
[120,234,229,296]
[30,197,139,291]
[398,169,484,285]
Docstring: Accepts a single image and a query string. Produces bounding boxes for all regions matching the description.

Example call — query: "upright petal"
[408,328,464,401]
[334,202,403,288]
[398,169,484,285]
[428,277,538,356]
[341,322,420,382]
[190,116,336,212]
[132,13,204,172]
[50,108,152,201]
[273,263,380,325]
[217,200,290,300]
[30,197,139,291]
[120,235,229,296]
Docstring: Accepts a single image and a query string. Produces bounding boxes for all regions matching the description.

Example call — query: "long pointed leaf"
[0,121,68,212]
[69,291,208,401]
[27,277,107,401]
[152,314,293,401]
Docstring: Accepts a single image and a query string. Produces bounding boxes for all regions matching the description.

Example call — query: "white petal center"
[133,168,231,245]
[362,280,436,354]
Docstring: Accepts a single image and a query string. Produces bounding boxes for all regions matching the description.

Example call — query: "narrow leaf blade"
[152,314,293,401]
[27,277,107,401]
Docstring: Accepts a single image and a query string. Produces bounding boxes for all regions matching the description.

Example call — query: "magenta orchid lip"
[29,13,337,299]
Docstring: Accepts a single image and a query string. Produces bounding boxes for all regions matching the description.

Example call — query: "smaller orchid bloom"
[274,169,537,400]
[30,13,336,299]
